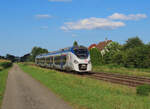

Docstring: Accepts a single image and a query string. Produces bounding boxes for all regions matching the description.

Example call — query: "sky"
[0,0,150,56]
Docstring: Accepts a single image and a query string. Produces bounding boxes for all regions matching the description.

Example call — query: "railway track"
[83,72,150,87]
[32,64,150,87]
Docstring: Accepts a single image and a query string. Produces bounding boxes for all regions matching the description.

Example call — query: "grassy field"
[19,63,150,109]
[0,59,10,63]
[24,62,150,77]
[93,65,150,77]
[0,60,11,106]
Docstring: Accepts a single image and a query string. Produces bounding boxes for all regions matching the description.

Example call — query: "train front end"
[71,46,92,72]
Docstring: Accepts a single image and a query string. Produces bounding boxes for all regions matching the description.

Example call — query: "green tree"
[123,36,144,50]
[73,41,78,46]
[30,47,48,61]
[123,46,150,68]
[90,48,102,66]
[6,54,16,62]
[112,51,124,65]
[103,42,122,64]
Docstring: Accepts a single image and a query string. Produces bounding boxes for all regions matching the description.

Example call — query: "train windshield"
[74,49,89,59]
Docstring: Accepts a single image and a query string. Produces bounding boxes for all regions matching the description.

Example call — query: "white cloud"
[61,17,125,31]
[108,13,147,20]
[48,0,72,2]
[35,14,52,19]
[40,26,49,29]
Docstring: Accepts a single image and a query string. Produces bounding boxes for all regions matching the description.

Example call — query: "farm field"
[0,60,12,106]
[93,65,150,77]
[19,63,150,109]
[0,59,10,63]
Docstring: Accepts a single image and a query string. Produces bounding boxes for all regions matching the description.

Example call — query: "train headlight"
[74,60,79,64]
[88,60,91,64]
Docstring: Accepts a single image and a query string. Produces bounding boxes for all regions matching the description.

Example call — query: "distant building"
[0,55,5,59]
[20,53,31,62]
[88,44,97,50]
[96,40,112,51]
[88,40,113,56]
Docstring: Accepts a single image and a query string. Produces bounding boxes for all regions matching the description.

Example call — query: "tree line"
[90,36,150,68]
[2,37,150,69]
[20,41,78,62]
[0,47,48,62]
[20,47,48,62]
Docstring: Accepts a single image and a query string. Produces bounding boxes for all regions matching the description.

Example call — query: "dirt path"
[1,64,72,109]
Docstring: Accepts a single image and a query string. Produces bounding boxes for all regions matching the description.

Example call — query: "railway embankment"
[93,65,150,77]
[19,63,150,109]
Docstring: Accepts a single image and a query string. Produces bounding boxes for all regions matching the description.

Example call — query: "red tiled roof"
[96,40,112,51]
[88,44,97,50]
[88,40,112,51]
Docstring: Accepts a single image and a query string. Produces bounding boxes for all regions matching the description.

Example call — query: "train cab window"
[74,49,89,59]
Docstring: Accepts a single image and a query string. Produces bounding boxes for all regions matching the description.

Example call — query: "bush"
[0,62,12,69]
[90,48,102,66]
[123,36,144,50]
[89,37,150,69]
[102,42,122,65]
[123,46,150,68]
[112,51,123,65]
[136,84,150,96]
[123,49,136,68]
[0,67,2,71]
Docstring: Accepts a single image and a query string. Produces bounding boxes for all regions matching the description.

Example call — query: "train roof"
[36,45,88,58]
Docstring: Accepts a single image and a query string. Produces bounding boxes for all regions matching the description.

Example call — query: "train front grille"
[79,64,87,70]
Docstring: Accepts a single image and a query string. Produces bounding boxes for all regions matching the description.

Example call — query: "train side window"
[46,57,50,64]
[49,57,51,65]
[50,57,53,65]
[54,56,60,65]
[62,55,66,65]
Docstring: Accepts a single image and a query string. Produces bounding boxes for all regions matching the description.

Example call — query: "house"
[88,44,97,50]
[88,40,113,56]
[96,40,112,51]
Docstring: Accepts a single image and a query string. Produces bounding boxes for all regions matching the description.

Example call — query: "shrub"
[90,48,102,66]
[136,84,150,96]
[102,42,122,65]
[123,46,150,68]
[123,36,144,50]
[103,52,112,64]
[0,62,12,69]
[123,49,136,68]
[112,51,124,65]
[0,67,2,71]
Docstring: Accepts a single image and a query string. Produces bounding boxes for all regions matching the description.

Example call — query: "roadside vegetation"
[18,37,150,78]
[0,60,12,106]
[19,63,150,109]
[90,37,150,76]
[136,84,150,96]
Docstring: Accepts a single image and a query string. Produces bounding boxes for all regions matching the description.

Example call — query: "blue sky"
[0,0,150,56]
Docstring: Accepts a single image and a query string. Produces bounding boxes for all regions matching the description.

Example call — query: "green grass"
[93,65,150,77]
[0,61,12,107]
[19,63,150,109]
[0,68,9,106]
